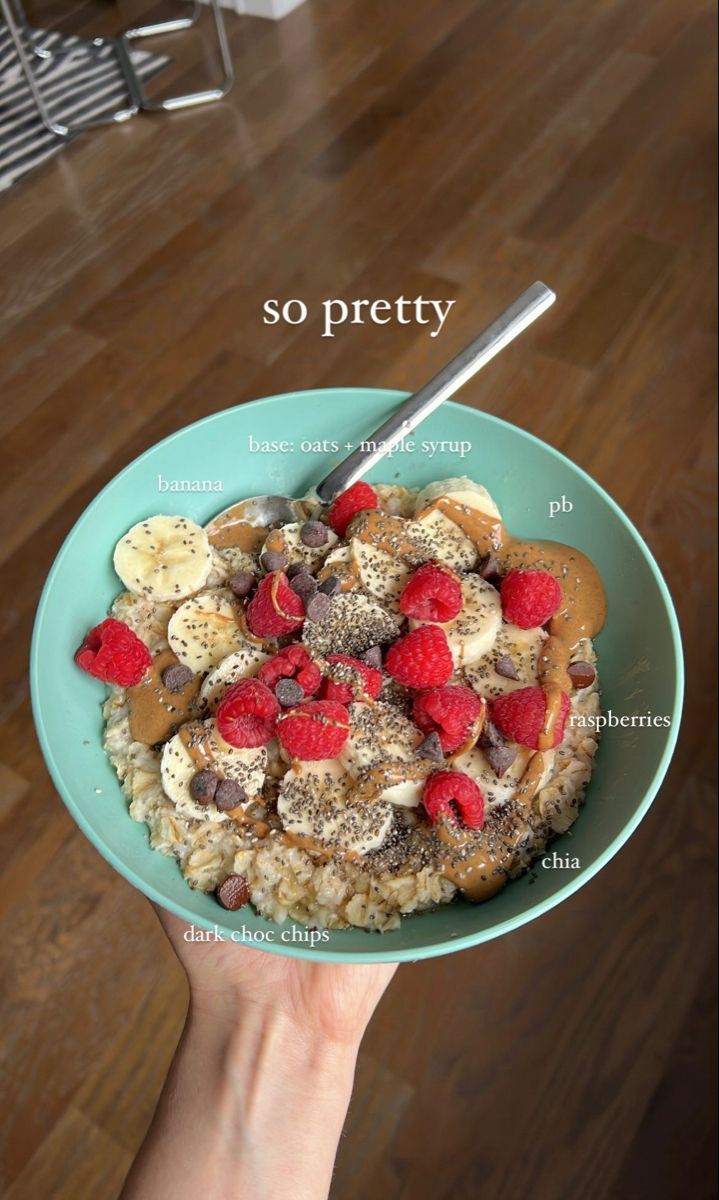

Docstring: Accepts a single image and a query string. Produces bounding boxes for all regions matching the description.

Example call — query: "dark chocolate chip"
[290,572,318,603]
[305,592,332,622]
[189,768,219,804]
[478,554,502,585]
[161,662,194,693]
[568,660,596,689]
[317,574,340,596]
[495,654,520,680]
[260,549,289,573]
[229,570,255,597]
[287,561,311,579]
[300,520,328,548]
[484,743,517,778]
[417,731,444,762]
[275,678,304,707]
[216,873,251,910]
[362,645,383,668]
[478,720,504,751]
[214,778,248,811]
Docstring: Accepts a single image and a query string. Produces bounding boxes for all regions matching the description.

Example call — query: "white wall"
[228,0,307,17]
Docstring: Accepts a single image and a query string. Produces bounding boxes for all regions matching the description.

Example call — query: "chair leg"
[0,0,139,137]
[1,0,233,132]
[9,0,105,60]
[121,0,234,110]
[123,0,202,41]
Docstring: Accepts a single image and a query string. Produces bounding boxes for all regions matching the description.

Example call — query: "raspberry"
[492,685,570,749]
[326,481,379,537]
[216,679,280,748]
[257,645,322,697]
[399,562,463,623]
[276,700,350,760]
[413,686,486,754]
[321,654,382,704]
[422,770,485,830]
[384,625,453,689]
[246,571,305,638]
[74,618,152,687]
[500,568,563,629]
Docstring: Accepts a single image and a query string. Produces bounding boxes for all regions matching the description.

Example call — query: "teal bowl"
[31,390,683,962]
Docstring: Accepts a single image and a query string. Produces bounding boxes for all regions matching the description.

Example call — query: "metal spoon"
[206,281,555,542]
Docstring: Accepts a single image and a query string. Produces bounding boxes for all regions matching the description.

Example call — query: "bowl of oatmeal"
[31,390,683,961]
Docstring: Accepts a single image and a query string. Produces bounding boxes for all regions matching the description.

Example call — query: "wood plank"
[520,8,717,243]
[4,1107,132,1200]
[538,233,676,368]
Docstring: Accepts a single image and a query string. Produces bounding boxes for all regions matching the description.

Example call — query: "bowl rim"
[31,389,684,962]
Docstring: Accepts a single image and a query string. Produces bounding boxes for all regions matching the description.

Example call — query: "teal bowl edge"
[30,389,685,963]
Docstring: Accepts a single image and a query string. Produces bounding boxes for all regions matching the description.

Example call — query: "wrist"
[123,994,357,1200]
[189,996,357,1200]
[186,972,368,1056]
[223,1002,358,1099]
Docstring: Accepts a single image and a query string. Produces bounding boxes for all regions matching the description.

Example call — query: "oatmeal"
[75,477,605,932]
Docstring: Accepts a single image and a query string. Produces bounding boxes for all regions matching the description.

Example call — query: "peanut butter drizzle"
[179,721,217,771]
[318,558,362,593]
[434,820,509,901]
[206,503,268,552]
[417,497,504,552]
[515,750,546,805]
[180,731,271,835]
[128,649,201,745]
[346,759,433,805]
[232,601,268,647]
[347,511,433,564]
[269,570,295,619]
[226,804,271,840]
[277,829,340,862]
[264,529,286,554]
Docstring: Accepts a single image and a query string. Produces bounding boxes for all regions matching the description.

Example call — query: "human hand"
[120,907,397,1200]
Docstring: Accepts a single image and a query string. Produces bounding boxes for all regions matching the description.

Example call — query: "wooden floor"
[1,0,717,1196]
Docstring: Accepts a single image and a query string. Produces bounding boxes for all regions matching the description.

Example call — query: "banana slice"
[412,512,477,570]
[453,744,555,809]
[317,545,362,594]
[261,522,338,570]
[113,515,213,602]
[168,589,250,674]
[409,574,502,668]
[161,718,266,823]
[200,646,273,710]
[464,624,546,699]
[413,478,504,569]
[339,701,425,807]
[302,592,401,659]
[277,759,393,855]
[348,538,411,610]
[324,546,351,567]
[414,477,502,521]
[206,546,257,588]
[110,592,175,654]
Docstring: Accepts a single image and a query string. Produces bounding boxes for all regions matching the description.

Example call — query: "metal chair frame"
[0,0,234,138]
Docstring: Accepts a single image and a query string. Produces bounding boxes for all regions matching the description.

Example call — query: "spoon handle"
[314,281,556,504]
